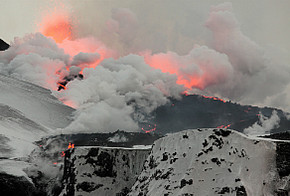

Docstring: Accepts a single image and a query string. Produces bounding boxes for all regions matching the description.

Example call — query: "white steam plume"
[201,3,290,111]
[58,55,183,133]
[0,33,183,133]
[244,110,280,136]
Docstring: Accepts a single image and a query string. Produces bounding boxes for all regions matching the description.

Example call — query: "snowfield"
[129,129,289,195]
[0,74,74,161]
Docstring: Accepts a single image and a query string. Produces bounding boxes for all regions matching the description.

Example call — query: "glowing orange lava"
[58,83,67,90]
[142,124,157,133]
[201,95,226,103]
[217,124,231,129]
[61,143,75,157]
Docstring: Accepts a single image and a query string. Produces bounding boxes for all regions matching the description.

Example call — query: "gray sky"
[1,0,290,55]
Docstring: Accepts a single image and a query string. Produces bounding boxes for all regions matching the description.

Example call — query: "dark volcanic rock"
[0,173,38,196]
[150,94,290,134]
[0,39,9,51]
[37,130,162,149]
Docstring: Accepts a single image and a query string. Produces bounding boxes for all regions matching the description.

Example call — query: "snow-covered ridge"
[0,73,74,130]
[60,129,290,196]
[129,128,290,195]
[0,74,75,176]
[61,146,151,196]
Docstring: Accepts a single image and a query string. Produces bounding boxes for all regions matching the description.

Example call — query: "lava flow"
[202,95,226,103]
[61,142,75,157]
[217,124,231,129]
[142,124,157,133]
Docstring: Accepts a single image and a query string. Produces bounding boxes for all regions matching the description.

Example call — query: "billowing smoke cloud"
[244,111,280,135]
[202,3,290,110]
[0,33,183,133]
[58,55,183,133]
[1,2,290,134]
[0,33,69,90]
[142,45,233,90]
[102,8,139,54]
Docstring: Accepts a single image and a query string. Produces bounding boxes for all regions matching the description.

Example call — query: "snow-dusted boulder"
[61,146,151,196]
[129,128,290,196]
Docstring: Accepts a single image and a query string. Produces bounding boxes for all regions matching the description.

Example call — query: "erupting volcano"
[1,1,290,195]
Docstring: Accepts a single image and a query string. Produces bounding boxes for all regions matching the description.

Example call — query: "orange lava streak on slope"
[202,95,226,103]
[142,124,157,133]
[217,124,231,129]
[58,83,67,90]
[61,143,75,157]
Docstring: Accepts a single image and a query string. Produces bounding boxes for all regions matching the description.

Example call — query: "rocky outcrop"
[60,146,151,196]
[150,94,290,134]
[129,129,290,195]
[0,39,9,51]
[21,128,290,195]
[0,173,38,196]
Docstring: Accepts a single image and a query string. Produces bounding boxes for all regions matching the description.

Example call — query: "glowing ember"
[217,124,231,129]
[61,143,75,157]
[202,95,226,103]
[142,124,157,133]
[68,143,75,149]
[58,82,67,90]
[182,92,227,103]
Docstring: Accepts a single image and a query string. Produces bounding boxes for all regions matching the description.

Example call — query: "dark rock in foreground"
[60,129,290,195]
[0,173,38,196]
[128,129,290,195]
[0,39,9,51]
[60,146,151,196]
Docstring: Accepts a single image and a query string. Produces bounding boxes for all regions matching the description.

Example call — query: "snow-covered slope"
[0,74,74,130]
[61,146,151,196]
[0,74,74,158]
[129,128,290,195]
[0,104,49,158]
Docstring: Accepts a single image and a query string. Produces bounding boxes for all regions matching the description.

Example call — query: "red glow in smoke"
[38,10,72,43]
[143,53,213,90]
[59,38,117,69]
[38,9,117,94]
[36,5,231,111]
